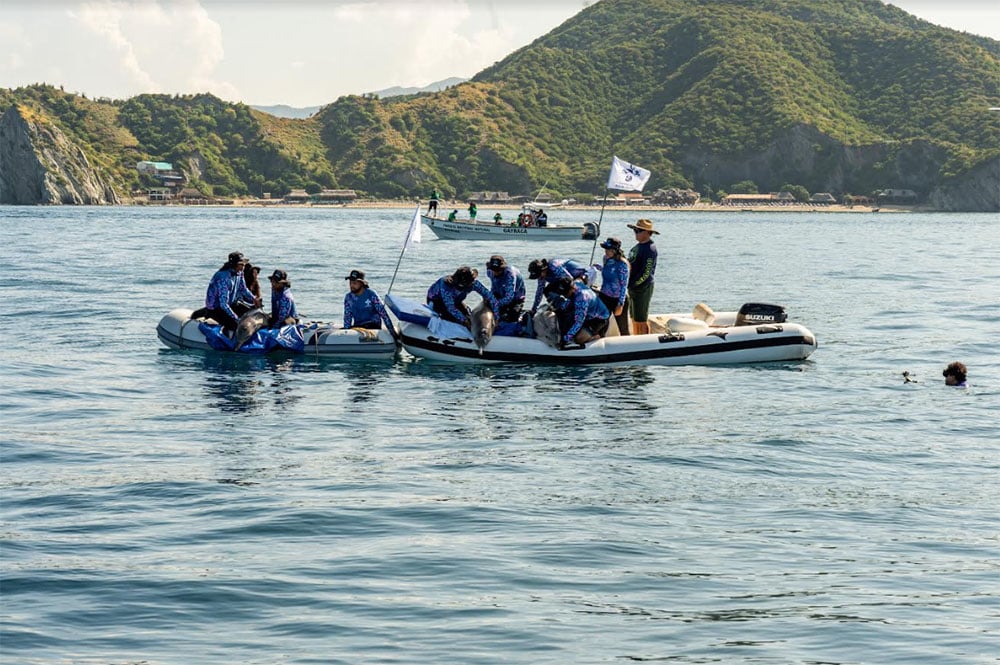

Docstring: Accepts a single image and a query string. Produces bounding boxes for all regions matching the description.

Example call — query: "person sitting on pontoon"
[544,277,609,348]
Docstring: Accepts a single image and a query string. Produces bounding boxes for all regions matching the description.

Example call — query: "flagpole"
[588,185,610,267]
[387,205,420,296]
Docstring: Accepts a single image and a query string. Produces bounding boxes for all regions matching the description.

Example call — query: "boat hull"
[399,320,817,366]
[422,215,587,240]
[157,308,397,357]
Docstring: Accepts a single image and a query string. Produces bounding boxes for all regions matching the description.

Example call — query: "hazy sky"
[1,0,997,107]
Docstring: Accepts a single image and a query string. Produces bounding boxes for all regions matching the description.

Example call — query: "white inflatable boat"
[386,296,817,366]
[156,308,398,358]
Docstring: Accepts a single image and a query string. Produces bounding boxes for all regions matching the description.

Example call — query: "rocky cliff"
[928,157,1000,213]
[0,106,120,205]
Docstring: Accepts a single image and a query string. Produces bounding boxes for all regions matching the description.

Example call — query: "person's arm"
[474,281,499,315]
[371,292,394,330]
[443,287,466,323]
[615,261,630,307]
[530,279,544,314]
[343,293,354,329]
[493,271,515,308]
[565,297,586,343]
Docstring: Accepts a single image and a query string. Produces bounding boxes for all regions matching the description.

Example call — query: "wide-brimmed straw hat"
[626,218,659,235]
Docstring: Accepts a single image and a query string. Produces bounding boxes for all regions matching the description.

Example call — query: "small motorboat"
[156,308,398,357]
[386,296,817,366]
[422,205,598,241]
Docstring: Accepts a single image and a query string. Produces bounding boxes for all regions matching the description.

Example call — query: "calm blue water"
[1,206,998,664]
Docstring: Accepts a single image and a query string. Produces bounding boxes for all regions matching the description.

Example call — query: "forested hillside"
[2,0,997,209]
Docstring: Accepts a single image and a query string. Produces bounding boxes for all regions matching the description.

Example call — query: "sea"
[1,205,998,665]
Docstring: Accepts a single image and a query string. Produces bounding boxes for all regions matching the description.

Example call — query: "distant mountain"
[2,0,998,210]
[251,77,467,119]
[365,77,467,99]
[249,104,323,119]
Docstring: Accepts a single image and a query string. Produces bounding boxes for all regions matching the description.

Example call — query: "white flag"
[607,156,651,192]
[404,204,421,251]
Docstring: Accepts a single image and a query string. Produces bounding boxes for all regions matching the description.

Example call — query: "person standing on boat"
[468,201,478,221]
[342,269,393,330]
[536,209,548,227]
[427,188,440,217]
[595,237,630,336]
[527,257,589,316]
[268,269,299,327]
[626,218,659,335]
[485,255,526,324]
[427,266,498,328]
[193,251,258,335]
[447,209,458,222]
[544,277,609,348]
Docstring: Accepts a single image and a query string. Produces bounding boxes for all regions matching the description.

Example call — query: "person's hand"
[529,308,537,317]
[614,305,623,316]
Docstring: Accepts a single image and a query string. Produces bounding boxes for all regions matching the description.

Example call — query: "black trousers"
[598,292,630,336]
[498,300,524,323]
[191,302,252,333]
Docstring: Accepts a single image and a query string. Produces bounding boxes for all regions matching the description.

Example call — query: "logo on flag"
[607,156,651,192]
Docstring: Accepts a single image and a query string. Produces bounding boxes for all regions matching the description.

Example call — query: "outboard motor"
[735,302,787,326]
[582,222,599,240]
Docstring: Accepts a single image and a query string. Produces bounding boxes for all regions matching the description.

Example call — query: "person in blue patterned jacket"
[485,255,525,323]
[192,251,259,334]
[342,269,393,330]
[544,276,609,347]
[595,237,630,336]
[268,269,298,327]
[527,257,589,316]
[426,266,498,328]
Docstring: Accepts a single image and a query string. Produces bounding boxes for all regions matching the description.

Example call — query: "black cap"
[345,269,366,281]
[527,258,548,280]
[486,255,507,271]
[269,269,287,281]
[600,237,622,250]
[228,251,246,264]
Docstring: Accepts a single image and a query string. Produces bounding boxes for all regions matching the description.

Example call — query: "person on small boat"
[342,269,393,330]
[447,209,458,222]
[527,257,589,316]
[596,237,630,336]
[427,266,498,329]
[485,255,526,324]
[536,209,548,227]
[544,276,609,348]
[427,188,440,217]
[468,201,478,221]
[626,218,659,335]
[268,269,299,327]
[192,251,259,335]
[493,212,503,225]
[943,361,968,387]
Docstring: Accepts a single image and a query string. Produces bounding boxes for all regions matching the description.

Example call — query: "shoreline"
[129,199,921,214]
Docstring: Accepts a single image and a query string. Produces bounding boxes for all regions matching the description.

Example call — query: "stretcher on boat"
[156,308,398,357]
[385,295,817,366]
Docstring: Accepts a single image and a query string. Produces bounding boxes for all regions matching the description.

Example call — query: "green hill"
[2,0,998,210]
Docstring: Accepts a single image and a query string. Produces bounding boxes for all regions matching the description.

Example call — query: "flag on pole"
[403,204,421,251]
[607,156,651,192]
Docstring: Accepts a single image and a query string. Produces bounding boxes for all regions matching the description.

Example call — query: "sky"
[1,0,997,108]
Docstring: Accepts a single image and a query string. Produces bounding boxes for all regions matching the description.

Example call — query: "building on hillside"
[137,161,173,175]
[283,189,310,203]
[651,188,700,206]
[809,192,837,204]
[722,193,779,205]
[316,189,357,203]
[467,191,513,204]
[147,187,172,202]
[178,187,208,204]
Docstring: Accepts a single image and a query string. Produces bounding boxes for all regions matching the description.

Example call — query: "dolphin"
[471,303,496,354]
[234,308,269,350]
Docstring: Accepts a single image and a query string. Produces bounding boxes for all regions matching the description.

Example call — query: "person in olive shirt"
[626,218,659,335]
